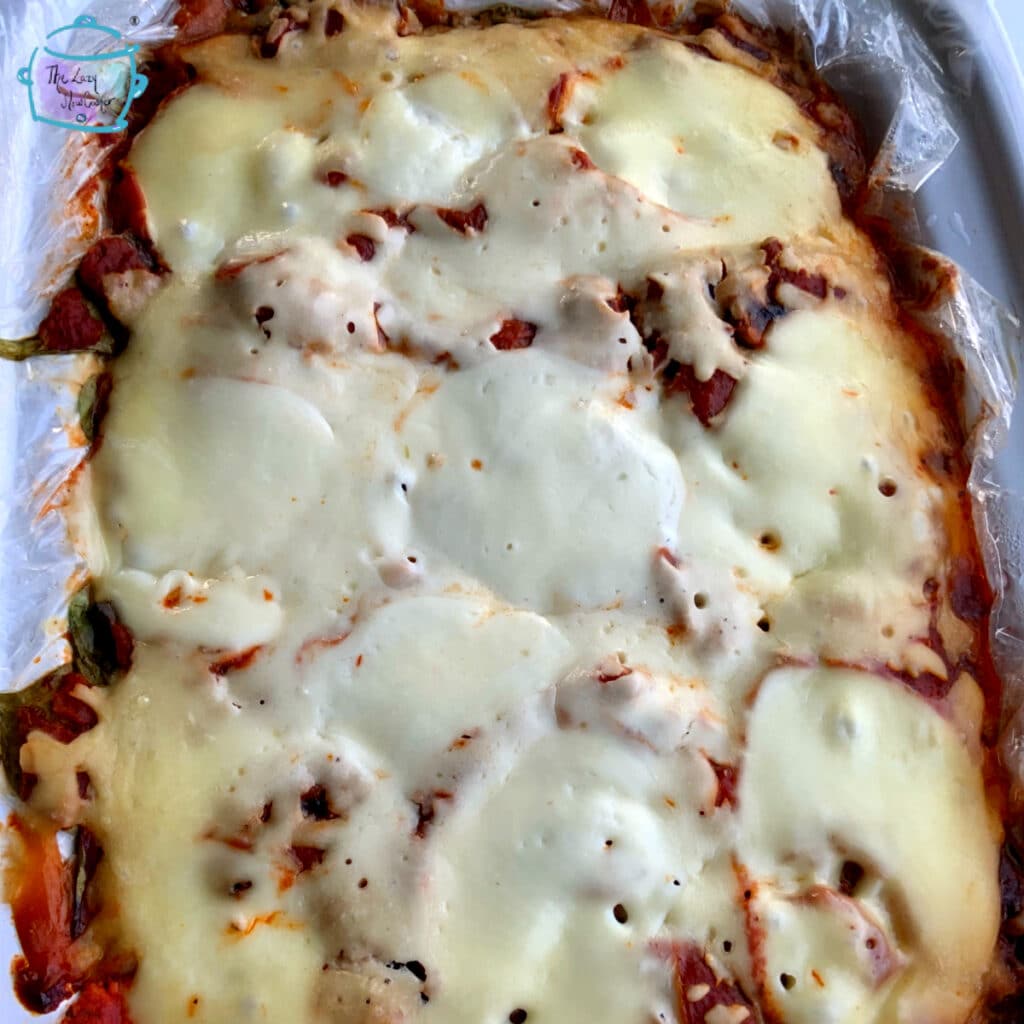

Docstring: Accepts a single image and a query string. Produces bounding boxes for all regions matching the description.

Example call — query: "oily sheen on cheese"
[20,4,1002,1024]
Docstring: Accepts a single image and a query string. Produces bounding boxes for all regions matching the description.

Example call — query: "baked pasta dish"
[3,2,1022,1023]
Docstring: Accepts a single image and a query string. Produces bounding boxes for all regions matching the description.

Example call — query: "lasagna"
[2,2,1020,1023]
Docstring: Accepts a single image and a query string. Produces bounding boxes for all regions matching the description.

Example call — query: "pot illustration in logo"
[17,15,148,133]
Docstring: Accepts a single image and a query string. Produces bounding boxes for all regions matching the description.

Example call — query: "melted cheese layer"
[41,5,1001,1024]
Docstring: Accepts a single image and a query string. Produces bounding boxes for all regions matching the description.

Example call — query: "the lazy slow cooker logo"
[17,14,148,133]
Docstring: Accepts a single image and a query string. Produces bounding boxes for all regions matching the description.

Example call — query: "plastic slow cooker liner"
[0,0,1022,1012]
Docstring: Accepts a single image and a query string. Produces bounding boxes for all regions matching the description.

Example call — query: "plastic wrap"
[0,0,179,695]
[0,0,1021,1019]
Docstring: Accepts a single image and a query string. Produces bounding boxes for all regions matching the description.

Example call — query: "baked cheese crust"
[3,4,1009,1024]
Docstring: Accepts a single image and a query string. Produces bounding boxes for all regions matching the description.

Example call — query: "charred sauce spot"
[259,10,308,59]
[365,207,416,232]
[714,20,772,62]
[643,335,669,372]
[387,959,428,982]
[596,661,632,684]
[300,784,341,822]
[207,646,264,676]
[254,306,274,339]
[324,7,345,36]
[373,301,390,347]
[873,574,990,702]
[569,147,596,171]
[346,234,376,262]
[107,167,150,242]
[605,285,635,316]
[645,277,666,304]
[204,802,272,854]
[288,845,328,874]
[79,372,113,451]
[829,158,854,205]
[654,940,757,1024]
[727,299,786,350]
[295,630,351,664]
[547,72,571,133]
[825,651,955,704]
[663,361,738,427]
[448,729,478,751]
[997,837,1024,1006]
[490,319,537,350]
[76,771,93,801]
[729,860,777,1018]
[949,555,989,624]
[209,834,254,854]
[761,238,828,299]
[657,546,681,570]
[436,202,488,235]
[839,859,866,897]
[761,238,784,265]
[214,252,281,282]
[70,827,104,942]
[412,790,453,838]
[707,758,739,808]
[718,243,828,349]
[607,0,655,27]
[774,266,828,299]
[395,3,420,36]
[683,41,718,60]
